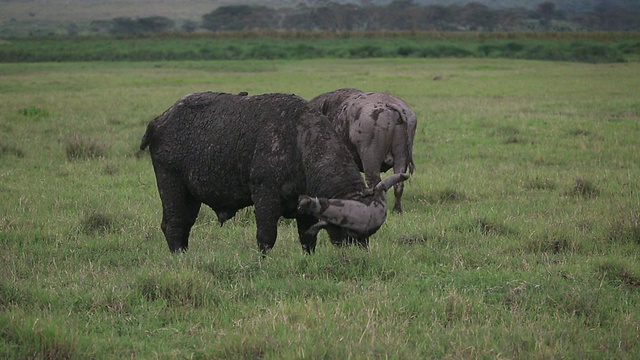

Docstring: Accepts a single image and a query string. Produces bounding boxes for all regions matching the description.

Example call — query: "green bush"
[0,32,635,63]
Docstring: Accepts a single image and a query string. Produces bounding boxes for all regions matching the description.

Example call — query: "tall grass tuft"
[451,216,513,236]
[17,106,50,120]
[80,210,116,234]
[596,259,640,289]
[0,140,25,158]
[607,208,640,244]
[527,232,580,254]
[0,315,79,359]
[433,188,467,204]
[136,272,216,307]
[524,176,556,191]
[474,217,515,236]
[64,134,106,160]
[568,178,600,198]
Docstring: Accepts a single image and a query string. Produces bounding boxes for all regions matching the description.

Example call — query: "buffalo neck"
[297,113,365,200]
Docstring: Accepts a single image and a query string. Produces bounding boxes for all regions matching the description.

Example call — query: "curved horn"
[298,196,387,236]
[374,173,410,193]
[297,174,409,236]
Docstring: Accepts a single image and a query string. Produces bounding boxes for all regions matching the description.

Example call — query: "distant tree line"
[90,16,175,35]
[90,1,640,35]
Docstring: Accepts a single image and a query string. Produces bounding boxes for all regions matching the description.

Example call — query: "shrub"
[418,45,473,58]
[569,42,625,63]
[248,43,287,59]
[397,45,420,57]
[348,44,385,58]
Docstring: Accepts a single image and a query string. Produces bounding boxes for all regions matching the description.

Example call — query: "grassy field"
[1,57,639,358]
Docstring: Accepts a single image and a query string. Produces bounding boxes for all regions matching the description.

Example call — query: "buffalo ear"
[374,173,410,194]
[298,195,321,214]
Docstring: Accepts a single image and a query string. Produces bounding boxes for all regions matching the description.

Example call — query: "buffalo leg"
[155,170,201,252]
[296,216,319,254]
[253,193,280,254]
[392,164,406,214]
[325,225,347,247]
[391,132,410,213]
[392,185,404,213]
[325,226,368,249]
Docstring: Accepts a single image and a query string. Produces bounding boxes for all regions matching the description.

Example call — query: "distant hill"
[1,0,218,23]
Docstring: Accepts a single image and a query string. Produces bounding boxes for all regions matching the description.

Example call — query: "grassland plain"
[0,58,639,358]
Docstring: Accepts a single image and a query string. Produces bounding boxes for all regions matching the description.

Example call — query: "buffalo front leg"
[155,171,201,253]
[296,216,320,254]
[253,194,281,255]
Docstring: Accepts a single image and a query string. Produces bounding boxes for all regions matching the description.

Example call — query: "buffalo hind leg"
[161,204,200,252]
[156,172,201,253]
[392,184,404,213]
[391,166,405,213]
[391,138,410,213]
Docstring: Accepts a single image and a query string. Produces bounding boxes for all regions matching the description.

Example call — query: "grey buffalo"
[140,92,408,254]
[309,88,417,213]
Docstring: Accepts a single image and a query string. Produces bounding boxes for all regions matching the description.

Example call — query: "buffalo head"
[297,173,409,247]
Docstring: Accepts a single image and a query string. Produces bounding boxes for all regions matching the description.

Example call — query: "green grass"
[1,31,639,63]
[1,58,639,358]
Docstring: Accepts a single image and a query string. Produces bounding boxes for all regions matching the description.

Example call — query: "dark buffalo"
[140,92,407,254]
